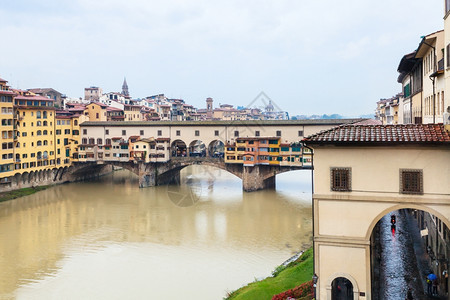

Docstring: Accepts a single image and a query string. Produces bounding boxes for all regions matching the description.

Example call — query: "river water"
[0,166,312,300]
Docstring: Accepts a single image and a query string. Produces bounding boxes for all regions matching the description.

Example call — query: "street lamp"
[312,273,318,299]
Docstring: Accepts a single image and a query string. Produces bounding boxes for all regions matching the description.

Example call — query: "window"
[122,130,126,136]
[83,129,87,135]
[74,120,78,126]
[157,130,162,136]
[234,131,239,137]
[96,113,99,118]
[447,44,450,68]
[447,0,450,15]
[400,169,423,194]
[331,167,351,191]
[176,130,181,136]
[105,129,109,135]
[97,138,103,145]
[276,130,281,137]
[195,130,200,136]
[298,130,304,137]
[140,130,144,136]
[215,130,219,136]
[64,129,70,134]
[255,131,260,137]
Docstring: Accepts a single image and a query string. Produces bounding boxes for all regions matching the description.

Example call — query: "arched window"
[43,140,48,146]
[106,138,111,145]
[43,130,48,135]
[89,138,95,145]
[97,138,103,145]
[331,277,353,300]
[36,121,41,126]
[36,111,41,119]
[37,130,42,136]
[37,140,42,146]
[43,121,48,126]
[43,111,47,119]
[37,151,42,159]
[43,151,48,159]
[82,138,87,144]
[74,120,78,126]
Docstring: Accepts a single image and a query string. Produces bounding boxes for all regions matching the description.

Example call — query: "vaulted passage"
[371,209,449,299]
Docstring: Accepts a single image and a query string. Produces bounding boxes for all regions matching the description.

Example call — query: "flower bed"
[271,280,314,300]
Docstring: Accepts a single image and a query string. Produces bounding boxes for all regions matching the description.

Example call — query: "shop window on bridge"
[331,167,352,192]
[400,169,423,194]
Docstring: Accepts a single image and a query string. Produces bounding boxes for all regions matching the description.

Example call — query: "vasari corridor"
[1,1,450,300]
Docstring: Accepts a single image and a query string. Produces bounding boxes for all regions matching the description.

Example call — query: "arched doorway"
[331,277,353,300]
[171,140,187,157]
[208,140,224,158]
[189,140,206,157]
[370,208,450,299]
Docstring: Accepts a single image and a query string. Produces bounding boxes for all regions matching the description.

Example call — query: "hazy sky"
[0,0,444,116]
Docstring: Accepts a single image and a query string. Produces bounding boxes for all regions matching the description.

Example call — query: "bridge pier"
[242,165,276,192]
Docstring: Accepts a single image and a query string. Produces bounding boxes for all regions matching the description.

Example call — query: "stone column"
[242,165,276,192]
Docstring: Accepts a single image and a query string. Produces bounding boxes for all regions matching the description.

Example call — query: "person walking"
[426,277,432,295]
[405,288,413,300]
[432,278,439,296]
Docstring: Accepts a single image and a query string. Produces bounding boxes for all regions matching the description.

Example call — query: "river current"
[0,166,312,300]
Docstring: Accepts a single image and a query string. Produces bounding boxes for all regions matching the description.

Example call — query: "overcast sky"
[0,0,444,116]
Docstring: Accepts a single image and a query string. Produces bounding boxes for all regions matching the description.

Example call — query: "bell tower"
[122,77,129,97]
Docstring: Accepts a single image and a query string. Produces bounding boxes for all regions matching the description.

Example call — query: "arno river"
[0,166,312,300]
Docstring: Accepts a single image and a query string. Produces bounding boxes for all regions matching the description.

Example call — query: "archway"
[370,208,450,299]
[208,140,224,158]
[171,140,187,157]
[188,140,206,157]
[331,277,353,300]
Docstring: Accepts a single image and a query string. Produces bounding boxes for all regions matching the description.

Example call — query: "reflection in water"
[0,166,312,300]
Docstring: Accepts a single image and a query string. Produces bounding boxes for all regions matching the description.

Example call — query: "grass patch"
[225,248,313,300]
[0,186,49,203]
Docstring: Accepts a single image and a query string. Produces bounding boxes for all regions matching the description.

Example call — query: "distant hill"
[291,114,373,120]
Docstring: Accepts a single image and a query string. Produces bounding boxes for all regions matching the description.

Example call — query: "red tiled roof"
[303,124,450,144]
[0,90,15,95]
[15,95,54,101]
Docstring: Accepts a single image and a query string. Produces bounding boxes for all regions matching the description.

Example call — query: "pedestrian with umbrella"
[427,273,437,295]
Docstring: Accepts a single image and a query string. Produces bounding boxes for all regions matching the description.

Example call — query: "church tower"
[122,77,129,97]
[206,97,213,119]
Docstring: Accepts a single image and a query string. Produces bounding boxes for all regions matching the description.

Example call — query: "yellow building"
[13,93,56,173]
[0,78,16,179]
[84,102,107,121]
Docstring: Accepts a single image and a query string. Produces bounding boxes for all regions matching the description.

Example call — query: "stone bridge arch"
[365,203,450,240]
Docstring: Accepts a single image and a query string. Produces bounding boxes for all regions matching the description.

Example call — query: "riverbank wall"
[0,163,113,193]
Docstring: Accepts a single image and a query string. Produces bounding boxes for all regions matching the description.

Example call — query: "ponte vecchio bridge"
[76,119,361,191]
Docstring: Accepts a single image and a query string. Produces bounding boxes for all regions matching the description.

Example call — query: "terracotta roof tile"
[303,124,450,144]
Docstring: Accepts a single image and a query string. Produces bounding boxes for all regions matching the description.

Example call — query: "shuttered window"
[331,167,351,192]
[400,169,423,194]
